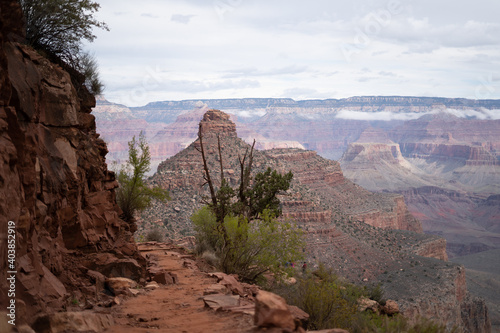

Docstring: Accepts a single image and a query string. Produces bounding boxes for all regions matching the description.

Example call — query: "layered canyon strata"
[0,1,145,326]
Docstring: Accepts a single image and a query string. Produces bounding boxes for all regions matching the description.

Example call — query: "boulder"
[288,305,310,328]
[145,281,160,290]
[357,297,380,313]
[210,272,245,296]
[105,277,137,295]
[203,295,240,311]
[254,290,303,332]
[381,299,400,316]
[31,312,114,333]
[152,271,178,285]
[203,284,229,295]
[86,253,143,281]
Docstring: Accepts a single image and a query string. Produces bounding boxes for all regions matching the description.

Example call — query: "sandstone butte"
[0,1,492,332]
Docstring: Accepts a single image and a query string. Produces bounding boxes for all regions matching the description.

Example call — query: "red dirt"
[104,244,253,333]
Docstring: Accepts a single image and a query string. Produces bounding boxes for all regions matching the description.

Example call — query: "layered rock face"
[265,148,422,233]
[391,114,500,188]
[0,1,144,324]
[340,121,500,257]
[340,141,433,192]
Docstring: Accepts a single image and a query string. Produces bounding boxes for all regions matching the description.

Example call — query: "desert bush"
[274,264,455,332]
[79,52,103,95]
[201,251,219,267]
[191,206,304,283]
[145,229,163,242]
[367,283,385,305]
[275,264,362,330]
[351,313,458,333]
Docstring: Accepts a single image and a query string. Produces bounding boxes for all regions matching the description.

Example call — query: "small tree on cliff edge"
[192,129,304,282]
[19,0,108,94]
[116,132,170,223]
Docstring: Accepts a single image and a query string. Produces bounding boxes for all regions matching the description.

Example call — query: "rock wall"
[266,148,422,233]
[400,143,499,166]
[394,265,490,333]
[0,1,145,325]
[412,237,449,261]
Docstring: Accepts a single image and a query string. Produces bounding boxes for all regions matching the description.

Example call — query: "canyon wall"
[0,1,144,325]
[141,110,489,332]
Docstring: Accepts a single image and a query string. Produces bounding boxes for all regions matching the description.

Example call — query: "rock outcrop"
[0,1,145,326]
[198,109,237,137]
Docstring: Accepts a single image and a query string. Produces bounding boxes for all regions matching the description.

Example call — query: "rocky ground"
[103,241,333,333]
[105,242,254,332]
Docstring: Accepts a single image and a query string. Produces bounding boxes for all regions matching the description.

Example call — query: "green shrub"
[192,206,304,283]
[116,133,169,222]
[20,0,108,95]
[274,265,456,332]
[351,313,458,333]
[274,265,364,330]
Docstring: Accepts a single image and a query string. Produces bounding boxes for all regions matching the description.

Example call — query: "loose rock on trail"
[104,242,253,333]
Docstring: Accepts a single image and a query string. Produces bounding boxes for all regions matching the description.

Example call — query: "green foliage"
[351,313,457,333]
[20,0,108,94]
[274,265,454,333]
[192,206,305,283]
[195,134,302,282]
[275,265,362,330]
[234,167,294,220]
[79,52,103,95]
[367,283,385,305]
[116,133,169,222]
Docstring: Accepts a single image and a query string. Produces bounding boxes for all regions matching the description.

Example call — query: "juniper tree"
[116,133,170,223]
[20,0,108,94]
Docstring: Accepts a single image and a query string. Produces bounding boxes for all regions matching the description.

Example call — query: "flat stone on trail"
[209,272,245,296]
[203,283,228,295]
[202,294,240,310]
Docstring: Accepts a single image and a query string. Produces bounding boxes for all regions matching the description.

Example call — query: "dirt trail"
[104,243,253,333]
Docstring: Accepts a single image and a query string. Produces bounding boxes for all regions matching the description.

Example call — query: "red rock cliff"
[0,1,145,324]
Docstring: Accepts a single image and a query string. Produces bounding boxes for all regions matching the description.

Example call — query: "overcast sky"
[87,0,500,107]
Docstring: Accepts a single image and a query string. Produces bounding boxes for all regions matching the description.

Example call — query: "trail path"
[104,243,253,333]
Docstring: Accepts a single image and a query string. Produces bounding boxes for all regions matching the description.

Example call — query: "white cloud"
[171,14,196,24]
[335,108,500,121]
[88,0,500,106]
